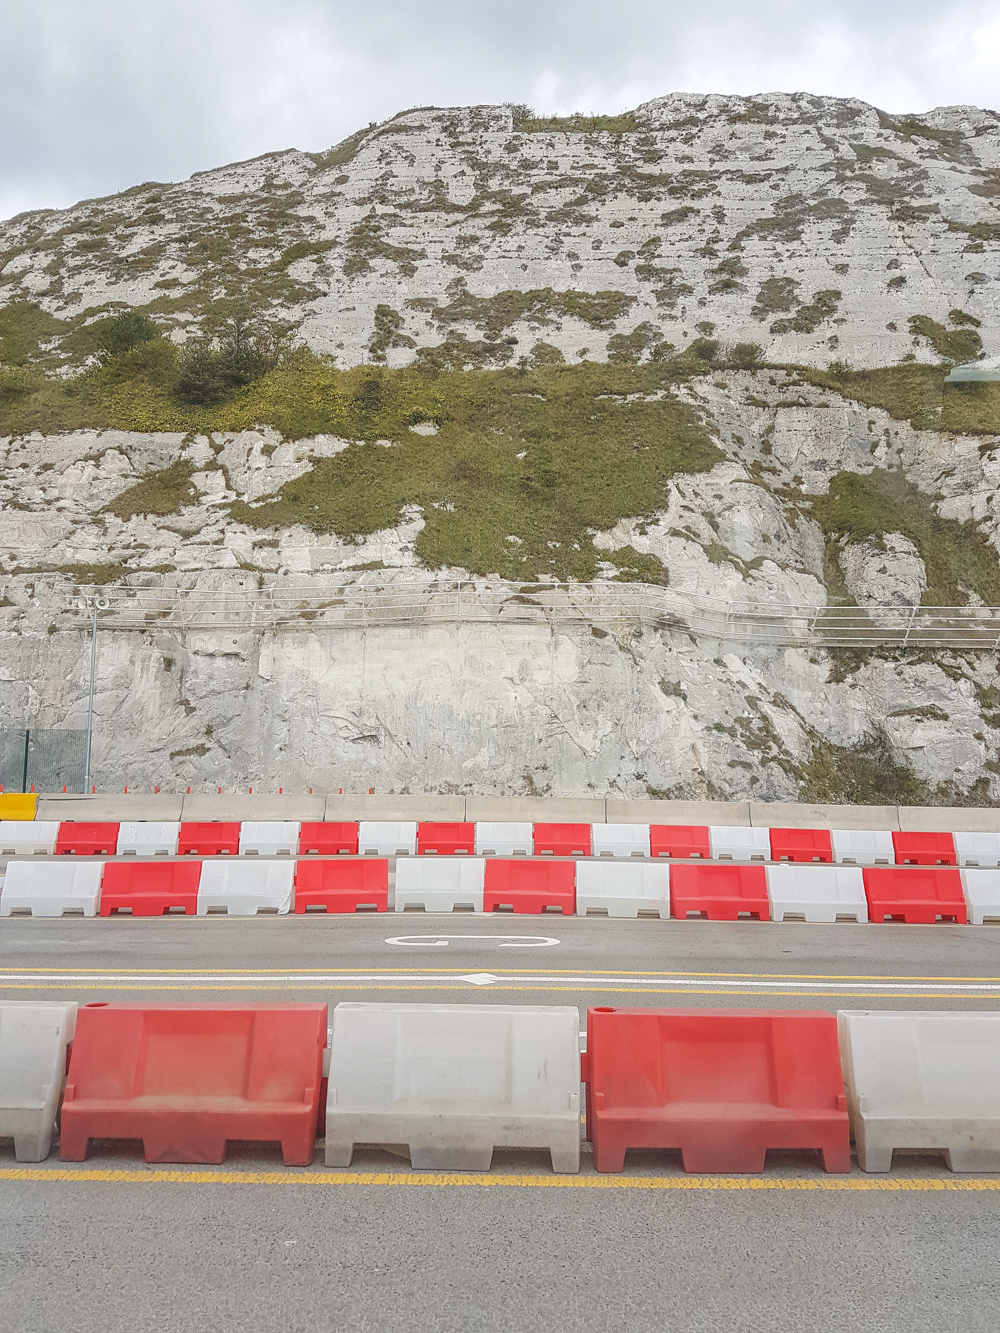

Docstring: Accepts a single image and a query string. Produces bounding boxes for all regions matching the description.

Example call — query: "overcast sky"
[2,0,998,221]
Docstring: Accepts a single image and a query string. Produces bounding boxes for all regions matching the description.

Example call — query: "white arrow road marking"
[384,935,560,948]
[458,973,501,985]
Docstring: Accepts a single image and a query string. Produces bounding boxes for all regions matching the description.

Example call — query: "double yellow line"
[3,966,1000,1000]
[2,1168,998,1191]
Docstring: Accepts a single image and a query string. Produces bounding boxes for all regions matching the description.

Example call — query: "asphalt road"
[2,912,1000,1009]
[3,914,1000,1333]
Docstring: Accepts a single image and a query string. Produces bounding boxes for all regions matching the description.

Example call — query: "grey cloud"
[1,0,998,219]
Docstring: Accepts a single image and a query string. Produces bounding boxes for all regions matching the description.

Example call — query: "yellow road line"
[1,1168,997,1191]
[1,982,999,999]
[3,975,997,986]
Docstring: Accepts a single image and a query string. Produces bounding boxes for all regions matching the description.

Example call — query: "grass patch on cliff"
[415,283,636,336]
[104,460,199,520]
[812,469,1000,606]
[509,108,639,135]
[803,721,998,806]
[801,726,929,805]
[798,363,1000,434]
[229,361,720,580]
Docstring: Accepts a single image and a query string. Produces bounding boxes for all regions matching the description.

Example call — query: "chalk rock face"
[0,612,995,801]
[839,534,928,607]
[0,92,997,371]
[1,92,1000,799]
[1,368,1000,800]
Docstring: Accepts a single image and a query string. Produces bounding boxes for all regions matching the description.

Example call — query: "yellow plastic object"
[0,793,38,821]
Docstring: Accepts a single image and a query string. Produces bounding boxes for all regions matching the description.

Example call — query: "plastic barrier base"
[961,869,1000,925]
[649,826,710,859]
[417,822,475,855]
[585,1007,849,1175]
[892,831,957,866]
[839,1010,1000,1173]
[0,821,59,855]
[0,861,103,918]
[56,822,120,856]
[99,862,202,916]
[590,1109,849,1174]
[769,828,833,863]
[358,822,417,856]
[178,823,240,856]
[196,861,294,916]
[592,824,650,859]
[294,860,388,912]
[239,822,300,856]
[474,823,533,856]
[765,865,868,924]
[670,863,769,921]
[60,1002,326,1165]
[299,822,359,855]
[863,867,967,924]
[394,858,485,913]
[532,824,591,857]
[575,862,670,919]
[483,860,575,914]
[325,1002,580,1172]
[0,1002,78,1161]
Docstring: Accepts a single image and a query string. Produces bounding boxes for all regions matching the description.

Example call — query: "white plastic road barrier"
[959,869,1000,925]
[830,829,895,866]
[954,833,1000,867]
[0,861,104,918]
[358,821,418,856]
[591,824,651,859]
[326,1002,581,1172]
[239,821,301,856]
[394,858,485,912]
[474,822,533,856]
[117,821,181,856]
[838,1010,1000,1172]
[575,862,670,918]
[0,1001,78,1161]
[708,826,770,861]
[0,822,59,856]
[765,864,868,924]
[196,860,294,915]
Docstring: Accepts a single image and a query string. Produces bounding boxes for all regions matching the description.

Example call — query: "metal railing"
[48,578,1000,650]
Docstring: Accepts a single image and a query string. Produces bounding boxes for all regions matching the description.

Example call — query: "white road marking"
[384,935,560,948]
[457,973,501,985]
[1,970,999,994]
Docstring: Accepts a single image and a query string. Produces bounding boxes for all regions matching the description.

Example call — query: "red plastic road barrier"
[60,1002,327,1165]
[891,831,957,865]
[417,822,475,855]
[99,862,202,917]
[583,1007,850,1174]
[769,828,833,863]
[533,824,591,856]
[649,825,710,859]
[56,822,120,856]
[177,822,241,856]
[863,867,967,924]
[670,862,769,921]
[294,859,388,912]
[483,859,575,914]
[298,822,359,855]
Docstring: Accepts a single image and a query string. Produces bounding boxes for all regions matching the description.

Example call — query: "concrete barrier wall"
[34,793,1000,831]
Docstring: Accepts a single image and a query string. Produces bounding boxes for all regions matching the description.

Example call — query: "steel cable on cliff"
[52,579,1000,651]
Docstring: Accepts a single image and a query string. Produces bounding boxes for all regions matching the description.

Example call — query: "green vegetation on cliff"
[812,469,1000,607]
[230,360,719,580]
[798,363,1000,434]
